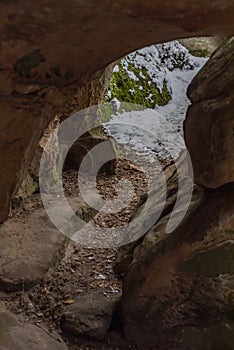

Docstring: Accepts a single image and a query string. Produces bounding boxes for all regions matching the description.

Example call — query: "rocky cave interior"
[0,1,234,350]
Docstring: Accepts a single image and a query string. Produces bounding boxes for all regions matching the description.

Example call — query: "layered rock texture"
[61,292,119,340]
[14,64,117,202]
[14,115,60,202]
[0,0,234,222]
[0,1,234,349]
[120,37,234,348]
[0,207,67,292]
[0,303,69,350]
[121,160,234,348]
[61,63,117,173]
[184,37,234,188]
[179,37,224,56]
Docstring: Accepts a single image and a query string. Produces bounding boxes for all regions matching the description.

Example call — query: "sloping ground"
[105,40,208,160]
[0,156,162,350]
[106,40,207,109]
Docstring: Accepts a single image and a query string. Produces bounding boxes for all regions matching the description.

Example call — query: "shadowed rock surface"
[0,209,67,292]
[0,303,69,350]
[0,0,234,222]
[61,63,117,174]
[113,152,203,276]
[184,37,234,188]
[121,182,234,348]
[61,292,119,340]
[0,1,234,349]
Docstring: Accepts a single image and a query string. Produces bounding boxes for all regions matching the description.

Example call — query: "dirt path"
[1,151,166,349]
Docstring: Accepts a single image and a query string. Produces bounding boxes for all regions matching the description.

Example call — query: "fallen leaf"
[63,299,75,305]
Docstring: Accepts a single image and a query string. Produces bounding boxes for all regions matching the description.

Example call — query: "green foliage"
[190,49,210,58]
[105,63,171,109]
[156,41,200,71]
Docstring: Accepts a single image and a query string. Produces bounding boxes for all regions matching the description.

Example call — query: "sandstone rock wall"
[14,115,60,202]
[0,2,234,348]
[63,63,117,174]
[179,37,225,56]
[0,0,234,222]
[120,37,234,348]
[15,63,116,202]
[121,172,234,348]
[184,37,234,188]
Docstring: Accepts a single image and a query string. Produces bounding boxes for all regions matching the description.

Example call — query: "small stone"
[61,292,119,340]
[96,274,106,280]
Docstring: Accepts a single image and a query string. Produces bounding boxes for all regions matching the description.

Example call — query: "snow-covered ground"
[105,41,208,161]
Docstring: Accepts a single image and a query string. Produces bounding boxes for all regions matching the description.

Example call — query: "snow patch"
[105,40,208,161]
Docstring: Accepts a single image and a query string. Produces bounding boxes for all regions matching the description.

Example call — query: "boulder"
[0,208,67,292]
[184,37,234,188]
[64,134,117,174]
[61,292,119,340]
[114,151,203,275]
[113,152,203,276]
[121,183,234,348]
[0,303,68,350]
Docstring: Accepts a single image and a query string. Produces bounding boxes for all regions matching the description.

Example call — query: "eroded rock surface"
[0,303,68,350]
[0,209,67,292]
[61,292,119,340]
[184,37,234,188]
[0,0,234,222]
[61,63,117,174]
[64,133,117,174]
[121,182,234,348]
[15,64,116,202]
[113,152,203,276]
[179,36,224,56]
[14,115,60,202]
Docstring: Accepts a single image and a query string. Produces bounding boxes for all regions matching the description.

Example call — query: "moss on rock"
[190,49,210,58]
[105,44,175,108]
[105,41,206,109]
[106,63,171,108]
